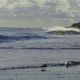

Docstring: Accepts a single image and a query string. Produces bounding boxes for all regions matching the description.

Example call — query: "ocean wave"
[0,63,65,70]
[46,27,80,35]
[0,61,80,70]
[0,46,80,50]
[47,30,80,35]
[0,27,80,43]
[0,34,47,43]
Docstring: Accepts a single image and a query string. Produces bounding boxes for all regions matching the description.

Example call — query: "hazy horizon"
[0,0,80,28]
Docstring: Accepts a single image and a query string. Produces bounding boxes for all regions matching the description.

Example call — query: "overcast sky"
[0,0,80,28]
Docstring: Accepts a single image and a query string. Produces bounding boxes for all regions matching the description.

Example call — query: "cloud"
[55,0,70,12]
[0,0,54,10]
[68,0,80,17]
[0,0,79,13]
[7,0,34,10]
[0,0,7,8]
[45,0,74,17]
[0,0,34,10]
[0,0,80,27]
[33,0,48,8]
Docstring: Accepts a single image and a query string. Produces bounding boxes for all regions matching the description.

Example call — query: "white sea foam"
[45,26,80,32]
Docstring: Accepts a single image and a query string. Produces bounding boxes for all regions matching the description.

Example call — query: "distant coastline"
[70,22,80,29]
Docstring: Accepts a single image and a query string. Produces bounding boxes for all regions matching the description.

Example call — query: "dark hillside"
[71,22,80,29]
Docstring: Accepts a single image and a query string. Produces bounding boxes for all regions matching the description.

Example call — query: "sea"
[0,27,80,80]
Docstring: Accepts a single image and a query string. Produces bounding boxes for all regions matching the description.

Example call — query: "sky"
[0,0,80,28]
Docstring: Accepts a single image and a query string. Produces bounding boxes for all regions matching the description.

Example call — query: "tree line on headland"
[70,22,80,29]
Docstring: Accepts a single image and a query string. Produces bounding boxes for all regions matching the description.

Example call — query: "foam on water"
[46,26,80,32]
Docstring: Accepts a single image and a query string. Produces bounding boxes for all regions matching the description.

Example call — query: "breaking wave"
[0,61,80,71]
[46,26,80,34]
[0,44,80,50]
[0,63,65,70]
[0,27,80,43]
[0,34,47,43]
[47,30,80,35]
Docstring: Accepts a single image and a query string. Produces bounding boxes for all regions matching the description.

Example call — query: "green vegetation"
[70,22,80,29]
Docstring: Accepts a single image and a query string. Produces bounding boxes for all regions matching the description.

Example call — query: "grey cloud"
[0,0,80,27]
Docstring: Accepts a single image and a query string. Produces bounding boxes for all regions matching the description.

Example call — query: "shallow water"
[0,66,80,80]
[0,49,80,80]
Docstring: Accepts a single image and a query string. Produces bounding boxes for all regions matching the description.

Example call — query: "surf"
[45,26,80,35]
